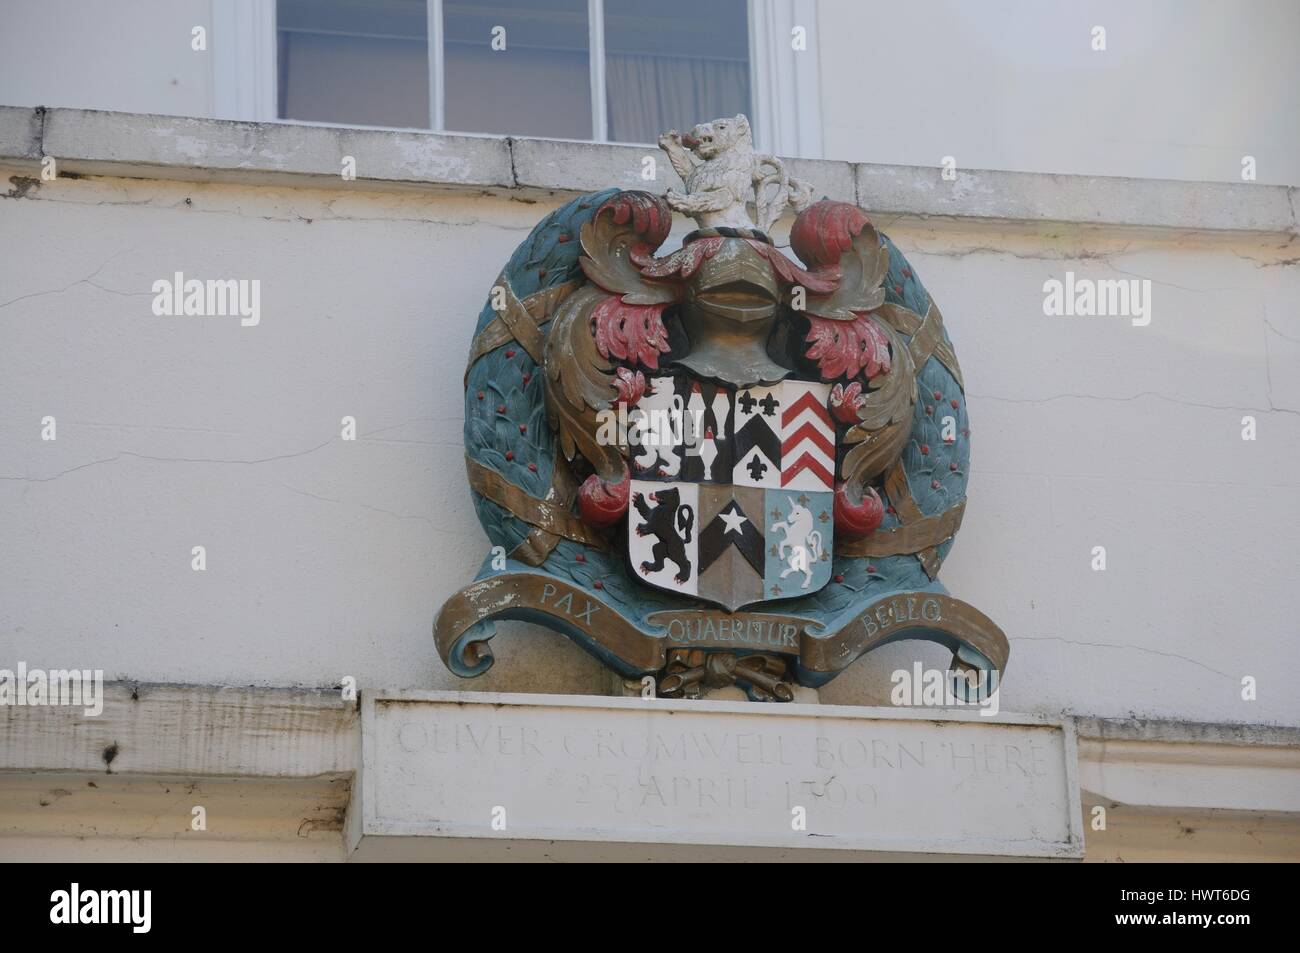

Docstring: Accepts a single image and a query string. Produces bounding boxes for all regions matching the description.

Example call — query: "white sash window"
[216,0,822,157]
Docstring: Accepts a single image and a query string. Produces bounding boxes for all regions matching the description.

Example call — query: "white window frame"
[747,0,823,158]
[212,0,278,122]
[217,0,822,158]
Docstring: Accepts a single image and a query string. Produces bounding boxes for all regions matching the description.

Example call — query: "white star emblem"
[719,507,748,536]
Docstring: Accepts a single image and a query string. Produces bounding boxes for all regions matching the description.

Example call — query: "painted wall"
[0,0,215,119]
[2,170,1297,727]
[816,0,1300,186]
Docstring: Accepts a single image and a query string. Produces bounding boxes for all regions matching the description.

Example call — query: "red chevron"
[781,390,832,428]
[781,453,834,488]
[781,421,834,457]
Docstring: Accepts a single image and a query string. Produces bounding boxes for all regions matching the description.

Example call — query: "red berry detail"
[834,574,844,584]
[476,391,484,399]
[894,284,904,294]
[949,462,958,471]
[522,372,532,384]
[593,580,604,590]
[557,233,571,243]
[519,424,527,434]
[528,462,537,472]
[497,404,507,413]
[575,553,586,563]
[505,350,515,359]
[505,451,514,461]
[867,564,878,573]
[932,391,942,400]
[538,268,547,280]
[931,480,940,489]
[925,406,933,415]
[886,506,896,515]
[920,444,930,455]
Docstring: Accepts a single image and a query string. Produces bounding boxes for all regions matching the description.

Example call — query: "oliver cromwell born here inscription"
[376,700,1071,847]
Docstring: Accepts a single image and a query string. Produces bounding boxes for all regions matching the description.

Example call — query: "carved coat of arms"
[627,375,836,610]
[435,114,1009,702]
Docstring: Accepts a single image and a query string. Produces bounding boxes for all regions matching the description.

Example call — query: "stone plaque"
[349,692,1083,861]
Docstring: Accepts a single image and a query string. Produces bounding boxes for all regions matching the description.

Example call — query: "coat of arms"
[435,114,1009,702]
[626,375,836,610]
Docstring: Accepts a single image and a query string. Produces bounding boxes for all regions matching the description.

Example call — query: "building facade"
[1,0,1298,861]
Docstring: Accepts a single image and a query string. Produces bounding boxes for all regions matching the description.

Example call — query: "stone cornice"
[2,106,1296,237]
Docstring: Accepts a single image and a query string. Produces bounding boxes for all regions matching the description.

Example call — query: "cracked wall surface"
[1,169,1298,727]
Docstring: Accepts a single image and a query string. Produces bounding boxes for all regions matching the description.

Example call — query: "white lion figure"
[629,376,684,477]
[658,114,814,232]
[771,497,823,589]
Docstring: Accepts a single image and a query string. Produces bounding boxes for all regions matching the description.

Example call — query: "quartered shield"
[627,373,836,611]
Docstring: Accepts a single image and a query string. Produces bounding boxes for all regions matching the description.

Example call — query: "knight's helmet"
[675,233,788,388]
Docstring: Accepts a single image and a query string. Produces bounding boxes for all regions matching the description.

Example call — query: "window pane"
[278,0,430,130]
[443,0,592,139]
[604,0,750,144]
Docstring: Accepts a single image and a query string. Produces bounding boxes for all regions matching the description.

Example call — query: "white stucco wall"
[0,0,216,119]
[2,124,1297,727]
[816,0,1300,186]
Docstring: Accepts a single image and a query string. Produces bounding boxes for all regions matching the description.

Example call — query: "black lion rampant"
[633,487,694,583]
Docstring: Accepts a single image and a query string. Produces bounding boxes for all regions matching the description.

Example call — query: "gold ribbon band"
[835,461,959,576]
[836,499,965,558]
[875,300,965,392]
[509,447,581,566]
[465,455,610,551]
[464,278,578,384]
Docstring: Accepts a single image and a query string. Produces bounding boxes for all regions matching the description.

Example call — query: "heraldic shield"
[627,375,835,610]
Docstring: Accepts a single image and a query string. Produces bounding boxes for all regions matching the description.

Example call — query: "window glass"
[443,0,592,139]
[278,0,430,129]
[603,0,750,144]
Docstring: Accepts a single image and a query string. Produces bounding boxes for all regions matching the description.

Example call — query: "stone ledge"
[1,105,1294,236]
[4,105,513,193]
[3,683,1298,857]
[3,681,1295,781]
[0,682,357,778]
[857,163,1297,235]
[1072,716,1300,749]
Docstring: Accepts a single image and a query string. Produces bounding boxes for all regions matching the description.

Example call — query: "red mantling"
[805,313,892,381]
[834,481,884,539]
[790,200,873,271]
[598,191,672,248]
[744,240,839,294]
[613,367,646,407]
[591,296,671,370]
[829,381,868,425]
[578,466,631,527]
[637,235,839,295]
[636,235,726,279]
